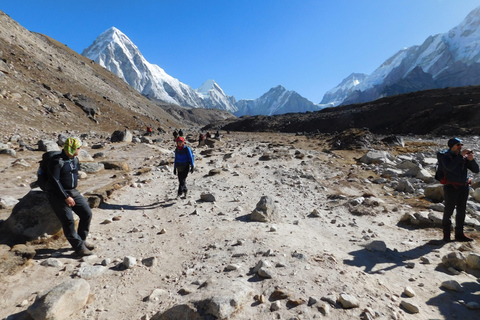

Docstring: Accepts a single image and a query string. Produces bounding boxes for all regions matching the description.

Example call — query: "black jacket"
[441,149,480,184]
[47,150,79,199]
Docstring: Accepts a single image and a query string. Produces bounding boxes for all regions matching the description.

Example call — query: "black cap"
[448,138,462,148]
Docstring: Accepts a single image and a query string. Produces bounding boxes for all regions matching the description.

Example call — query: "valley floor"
[1,132,479,320]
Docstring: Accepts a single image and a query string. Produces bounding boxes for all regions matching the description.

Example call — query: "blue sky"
[2,1,479,103]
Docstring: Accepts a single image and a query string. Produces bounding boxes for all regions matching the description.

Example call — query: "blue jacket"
[441,149,479,185]
[174,146,194,169]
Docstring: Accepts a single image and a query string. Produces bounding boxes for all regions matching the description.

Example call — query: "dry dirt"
[0,131,479,320]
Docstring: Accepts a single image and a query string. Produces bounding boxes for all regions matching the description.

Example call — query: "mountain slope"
[0,11,185,140]
[322,5,480,106]
[196,79,238,113]
[235,85,320,116]
[82,27,208,108]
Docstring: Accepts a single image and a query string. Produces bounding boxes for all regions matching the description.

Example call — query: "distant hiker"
[206,132,211,139]
[173,137,194,198]
[215,130,220,140]
[173,130,178,141]
[146,126,153,136]
[198,133,205,147]
[46,138,95,256]
[440,138,479,242]
[178,129,184,137]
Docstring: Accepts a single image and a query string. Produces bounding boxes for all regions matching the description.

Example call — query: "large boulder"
[250,196,280,222]
[111,129,133,143]
[424,184,444,203]
[74,94,99,119]
[27,279,90,320]
[2,191,62,241]
[37,140,60,152]
[359,151,393,165]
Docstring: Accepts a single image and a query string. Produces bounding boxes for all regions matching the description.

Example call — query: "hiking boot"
[84,241,95,250]
[455,234,474,242]
[75,246,93,257]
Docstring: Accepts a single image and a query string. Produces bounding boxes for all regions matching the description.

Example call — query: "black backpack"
[34,151,61,191]
[435,149,448,183]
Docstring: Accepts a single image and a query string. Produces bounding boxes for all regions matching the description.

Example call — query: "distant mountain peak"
[321,5,480,107]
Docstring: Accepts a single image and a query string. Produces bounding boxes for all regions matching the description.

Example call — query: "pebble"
[403,286,415,297]
[123,256,137,269]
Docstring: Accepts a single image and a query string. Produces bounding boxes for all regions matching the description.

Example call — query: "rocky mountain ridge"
[215,85,480,137]
[0,12,233,143]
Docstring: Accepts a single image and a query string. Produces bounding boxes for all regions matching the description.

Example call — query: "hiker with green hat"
[46,137,95,256]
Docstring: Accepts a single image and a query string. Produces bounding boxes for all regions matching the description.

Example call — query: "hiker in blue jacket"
[173,137,194,198]
[47,137,95,256]
[441,137,479,242]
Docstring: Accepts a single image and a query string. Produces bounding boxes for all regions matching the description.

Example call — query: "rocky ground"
[1,130,480,320]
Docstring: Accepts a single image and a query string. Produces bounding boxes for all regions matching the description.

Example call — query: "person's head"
[64,137,82,158]
[448,137,463,154]
[176,136,185,148]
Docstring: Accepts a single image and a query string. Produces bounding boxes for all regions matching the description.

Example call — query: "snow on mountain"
[319,73,367,106]
[196,80,238,113]
[321,5,480,106]
[82,27,208,108]
[235,85,320,116]
[82,28,319,116]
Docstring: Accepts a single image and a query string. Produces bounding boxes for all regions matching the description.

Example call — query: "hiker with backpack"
[439,138,479,242]
[45,138,95,256]
[173,129,178,142]
[173,136,194,198]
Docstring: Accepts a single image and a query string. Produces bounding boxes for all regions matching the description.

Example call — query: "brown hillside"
[217,86,480,136]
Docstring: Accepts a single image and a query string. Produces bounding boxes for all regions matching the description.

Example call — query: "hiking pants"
[47,189,92,251]
[443,184,469,236]
[177,169,189,195]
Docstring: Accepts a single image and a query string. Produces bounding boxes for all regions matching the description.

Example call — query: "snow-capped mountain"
[321,5,480,106]
[82,27,207,108]
[82,28,319,116]
[235,85,320,116]
[196,79,238,113]
[319,73,367,107]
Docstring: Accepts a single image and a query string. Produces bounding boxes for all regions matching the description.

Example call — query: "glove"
[190,166,194,173]
[173,168,177,175]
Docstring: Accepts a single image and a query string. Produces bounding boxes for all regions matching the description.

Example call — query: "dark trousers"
[177,169,189,195]
[47,189,92,251]
[443,184,469,236]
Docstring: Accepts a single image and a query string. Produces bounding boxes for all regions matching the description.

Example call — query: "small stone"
[40,258,63,268]
[441,280,463,292]
[123,256,137,269]
[404,286,415,297]
[257,267,273,279]
[142,257,158,267]
[338,293,360,309]
[466,301,480,310]
[400,300,419,313]
[270,301,281,311]
[225,264,239,271]
[317,302,330,315]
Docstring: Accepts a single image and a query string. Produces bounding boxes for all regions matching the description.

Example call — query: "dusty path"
[1,132,479,320]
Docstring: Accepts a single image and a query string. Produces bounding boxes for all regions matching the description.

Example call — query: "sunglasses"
[456,143,463,146]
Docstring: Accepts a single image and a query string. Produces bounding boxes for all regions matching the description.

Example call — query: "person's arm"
[187,147,194,167]
[466,154,480,173]
[48,158,70,199]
